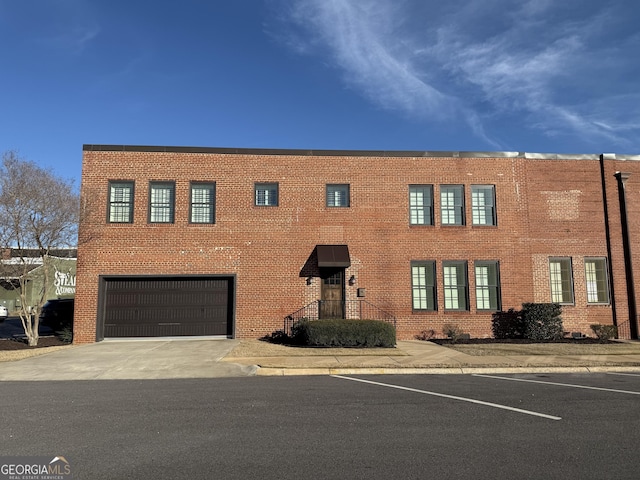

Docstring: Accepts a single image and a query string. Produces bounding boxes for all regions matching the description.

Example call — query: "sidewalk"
[223,339,640,376]
[2,338,640,380]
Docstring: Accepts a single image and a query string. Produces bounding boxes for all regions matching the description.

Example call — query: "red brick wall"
[74,148,638,343]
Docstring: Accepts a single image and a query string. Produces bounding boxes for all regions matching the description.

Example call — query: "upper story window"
[549,257,574,304]
[471,185,496,226]
[108,181,134,223]
[585,257,609,304]
[475,261,501,310]
[149,182,175,224]
[190,182,215,224]
[255,183,279,206]
[411,261,436,311]
[440,185,464,225]
[327,184,350,207]
[443,261,468,310]
[409,185,434,226]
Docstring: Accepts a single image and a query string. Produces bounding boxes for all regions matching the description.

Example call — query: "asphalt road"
[1,373,639,480]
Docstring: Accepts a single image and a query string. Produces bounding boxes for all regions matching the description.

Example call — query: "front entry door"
[320,270,345,319]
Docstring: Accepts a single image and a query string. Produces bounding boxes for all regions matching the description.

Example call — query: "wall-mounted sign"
[54,267,76,296]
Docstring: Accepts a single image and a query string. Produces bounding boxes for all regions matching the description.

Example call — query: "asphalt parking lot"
[2,372,639,480]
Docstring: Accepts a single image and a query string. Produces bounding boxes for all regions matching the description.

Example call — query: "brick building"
[74,145,640,343]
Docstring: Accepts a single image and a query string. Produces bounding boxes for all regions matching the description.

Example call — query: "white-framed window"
[549,257,574,304]
[190,182,215,224]
[326,184,350,207]
[471,185,496,226]
[585,257,609,304]
[255,183,278,206]
[443,261,468,310]
[440,185,464,225]
[411,261,436,310]
[475,261,500,310]
[108,181,134,223]
[149,182,175,224]
[409,185,433,225]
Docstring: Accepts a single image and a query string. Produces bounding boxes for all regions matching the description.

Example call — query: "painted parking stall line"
[331,375,561,421]
[474,374,640,395]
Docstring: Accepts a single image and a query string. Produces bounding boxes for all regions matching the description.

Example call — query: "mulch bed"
[431,338,613,345]
[0,336,69,350]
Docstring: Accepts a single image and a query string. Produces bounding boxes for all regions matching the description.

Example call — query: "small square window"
[326,184,350,207]
[149,182,175,224]
[190,183,215,224]
[255,183,279,206]
[108,181,134,223]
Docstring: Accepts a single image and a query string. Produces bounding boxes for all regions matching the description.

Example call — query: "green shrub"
[590,324,618,342]
[491,308,525,339]
[521,303,563,341]
[57,325,73,344]
[292,319,396,348]
[442,324,465,343]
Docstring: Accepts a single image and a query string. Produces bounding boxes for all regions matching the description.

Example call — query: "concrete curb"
[255,365,640,376]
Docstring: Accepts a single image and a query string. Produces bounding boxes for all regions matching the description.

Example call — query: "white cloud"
[276,0,457,117]
[273,0,640,150]
[48,25,101,54]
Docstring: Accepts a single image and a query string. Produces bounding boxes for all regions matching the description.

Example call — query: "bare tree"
[0,151,78,346]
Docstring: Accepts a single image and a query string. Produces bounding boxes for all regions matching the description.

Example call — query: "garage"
[98,276,234,339]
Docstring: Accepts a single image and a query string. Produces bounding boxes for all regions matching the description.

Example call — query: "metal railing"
[616,319,631,340]
[284,300,396,335]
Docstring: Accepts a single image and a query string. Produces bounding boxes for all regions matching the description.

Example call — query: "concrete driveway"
[0,338,258,381]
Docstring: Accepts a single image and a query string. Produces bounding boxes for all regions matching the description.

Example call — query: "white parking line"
[474,374,640,395]
[606,372,640,378]
[331,375,561,421]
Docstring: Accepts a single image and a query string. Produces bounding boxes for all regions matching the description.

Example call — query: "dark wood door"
[320,270,344,319]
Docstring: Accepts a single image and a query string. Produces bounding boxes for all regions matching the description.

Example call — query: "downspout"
[599,155,617,331]
[614,171,639,339]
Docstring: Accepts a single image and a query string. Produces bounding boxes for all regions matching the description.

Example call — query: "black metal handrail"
[284,300,396,335]
[616,319,631,340]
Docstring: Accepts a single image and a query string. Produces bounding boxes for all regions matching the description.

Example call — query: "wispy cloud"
[46,25,101,55]
[271,0,459,119]
[271,0,640,150]
[23,0,102,55]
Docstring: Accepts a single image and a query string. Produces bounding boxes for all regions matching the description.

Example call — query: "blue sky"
[1,0,639,185]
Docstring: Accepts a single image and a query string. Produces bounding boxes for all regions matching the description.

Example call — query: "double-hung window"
[475,261,501,310]
[108,181,134,223]
[255,183,278,206]
[443,261,468,310]
[149,182,175,224]
[190,182,215,224]
[326,184,350,207]
[409,185,433,225]
[471,185,496,226]
[549,257,574,304]
[440,185,464,225]
[411,261,436,311]
[585,257,609,304]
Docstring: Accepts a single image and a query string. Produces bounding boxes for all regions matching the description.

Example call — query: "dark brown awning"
[316,245,350,268]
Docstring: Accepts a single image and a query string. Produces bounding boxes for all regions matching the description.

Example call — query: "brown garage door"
[101,276,233,338]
